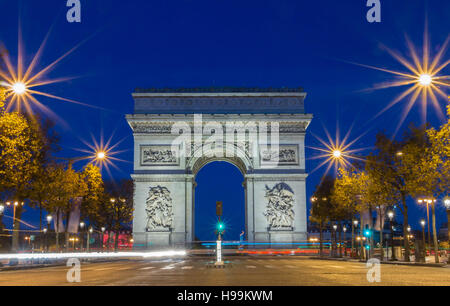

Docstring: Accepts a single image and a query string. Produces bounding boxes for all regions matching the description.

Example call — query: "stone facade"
[126,89,312,248]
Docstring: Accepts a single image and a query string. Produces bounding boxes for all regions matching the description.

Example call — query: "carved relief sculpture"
[145,186,174,231]
[141,145,178,166]
[263,183,295,229]
[260,145,298,165]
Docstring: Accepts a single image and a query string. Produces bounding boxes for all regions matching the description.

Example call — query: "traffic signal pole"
[215,202,224,267]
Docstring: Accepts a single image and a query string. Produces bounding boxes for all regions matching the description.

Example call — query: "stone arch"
[187,142,253,175]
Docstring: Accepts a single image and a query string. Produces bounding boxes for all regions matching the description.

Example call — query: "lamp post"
[101,227,106,251]
[420,219,426,261]
[353,220,358,258]
[418,198,439,263]
[43,228,48,252]
[332,224,338,257]
[417,198,432,251]
[343,226,347,257]
[445,198,450,252]
[387,211,395,261]
[7,201,24,251]
[87,227,93,252]
[46,215,52,252]
[79,222,85,252]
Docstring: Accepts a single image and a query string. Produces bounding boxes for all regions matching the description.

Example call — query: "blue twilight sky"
[0,0,449,239]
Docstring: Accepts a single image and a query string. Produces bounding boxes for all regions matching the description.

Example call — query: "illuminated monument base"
[126,89,312,249]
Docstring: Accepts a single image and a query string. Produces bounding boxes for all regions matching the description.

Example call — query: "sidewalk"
[309,255,449,268]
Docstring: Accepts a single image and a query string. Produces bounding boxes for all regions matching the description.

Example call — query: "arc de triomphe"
[126,88,312,248]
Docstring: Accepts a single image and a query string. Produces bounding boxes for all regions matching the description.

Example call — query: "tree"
[46,164,87,250]
[0,103,43,250]
[310,175,335,257]
[81,164,104,224]
[26,117,60,247]
[104,179,134,252]
[365,129,430,262]
[332,167,361,257]
[401,118,449,263]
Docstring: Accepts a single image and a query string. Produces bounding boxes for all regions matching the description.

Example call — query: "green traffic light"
[217,222,224,230]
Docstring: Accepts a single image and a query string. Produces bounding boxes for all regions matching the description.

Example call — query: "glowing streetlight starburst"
[11,82,26,95]
[307,122,369,178]
[0,26,100,117]
[353,28,449,135]
[73,132,130,178]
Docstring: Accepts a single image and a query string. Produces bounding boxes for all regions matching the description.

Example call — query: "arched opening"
[194,161,245,242]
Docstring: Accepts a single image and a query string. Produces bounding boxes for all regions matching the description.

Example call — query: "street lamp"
[352,220,358,258]
[420,219,426,260]
[79,222,85,252]
[45,215,52,252]
[7,201,24,251]
[343,226,347,257]
[417,197,439,263]
[387,211,396,261]
[101,227,106,251]
[332,224,338,257]
[417,198,432,251]
[444,198,450,250]
[87,227,93,252]
[12,82,27,95]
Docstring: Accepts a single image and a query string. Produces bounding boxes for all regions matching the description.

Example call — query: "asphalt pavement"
[0,256,448,286]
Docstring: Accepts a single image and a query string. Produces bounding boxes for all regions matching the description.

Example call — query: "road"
[0,256,448,286]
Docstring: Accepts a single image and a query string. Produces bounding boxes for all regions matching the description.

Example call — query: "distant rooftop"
[134,87,304,94]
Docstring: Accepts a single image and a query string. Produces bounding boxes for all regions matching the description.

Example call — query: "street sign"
[216,201,223,216]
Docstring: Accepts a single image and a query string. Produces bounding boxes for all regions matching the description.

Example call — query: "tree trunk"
[402,198,410,262]
[431,204,439,264]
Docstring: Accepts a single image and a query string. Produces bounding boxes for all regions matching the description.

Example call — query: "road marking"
[181,266,193,270]
[264,265,275,269]
[117,267,130,271]
[140,266,155,270]
[246,265,256,269]
[329,265,344,269]
[94,267,113,271]
[161,264,176,270]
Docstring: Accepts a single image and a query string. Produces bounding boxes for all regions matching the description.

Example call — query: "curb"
[308,256,448,268]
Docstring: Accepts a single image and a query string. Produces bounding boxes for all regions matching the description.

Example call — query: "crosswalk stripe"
[246,265,256,269]
[329,265,344,269]
[181,266,193,270]
[139,266,155,270]
[264,265,274,269]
